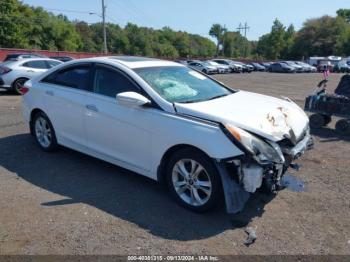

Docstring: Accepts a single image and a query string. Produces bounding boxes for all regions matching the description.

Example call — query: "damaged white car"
[22,56,313,213]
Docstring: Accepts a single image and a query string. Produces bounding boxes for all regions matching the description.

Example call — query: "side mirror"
[116,92,151,107]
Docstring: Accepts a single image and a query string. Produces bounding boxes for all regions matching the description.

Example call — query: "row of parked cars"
[175,59,318,75]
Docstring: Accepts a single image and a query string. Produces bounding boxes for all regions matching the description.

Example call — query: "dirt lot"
[0,72,349,255]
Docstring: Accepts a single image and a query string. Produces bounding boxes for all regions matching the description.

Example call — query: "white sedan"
[22,56,313,213]
[0,58,62,94]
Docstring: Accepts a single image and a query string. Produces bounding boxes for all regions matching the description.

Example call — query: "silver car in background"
[0,58,62,94]
[206,61,230,74]
[295,61,317,72]
[188,61,218,74]
[282,61,304,72]
[212,59,242,73]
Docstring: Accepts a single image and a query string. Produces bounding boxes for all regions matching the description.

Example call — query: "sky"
[22,0,349,41]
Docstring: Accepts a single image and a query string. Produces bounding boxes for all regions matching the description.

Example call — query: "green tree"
[337,9,350,23]
[223,31,250,58]
[209,24,227,56]
[292,16,350,58]
[0,0,28,48]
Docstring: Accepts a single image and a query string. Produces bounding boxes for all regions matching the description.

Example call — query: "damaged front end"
[217,124,314,214]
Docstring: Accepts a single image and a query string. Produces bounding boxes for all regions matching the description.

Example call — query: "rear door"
[40,63,92,149]
[83,63,153,172]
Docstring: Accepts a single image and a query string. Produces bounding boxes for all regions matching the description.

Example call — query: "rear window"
[46,60,62,68]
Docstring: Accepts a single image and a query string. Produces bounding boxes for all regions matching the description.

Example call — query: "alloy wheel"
[35,116,52,148]
[171,159,212,207]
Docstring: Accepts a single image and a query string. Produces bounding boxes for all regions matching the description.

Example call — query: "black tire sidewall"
[309,113,326,128]
[33,112,58,152]
[165,148,222,212]
[335,120,350,135]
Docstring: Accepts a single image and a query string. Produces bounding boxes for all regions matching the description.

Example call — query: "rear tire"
[32,111,58,152]
[12,78,29,95]
[309,113,326,129]
[335,119,350,135]
[165,148,222,212]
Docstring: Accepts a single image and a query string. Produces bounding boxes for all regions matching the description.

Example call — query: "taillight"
[19,86,30,95]
[0,66,12,75]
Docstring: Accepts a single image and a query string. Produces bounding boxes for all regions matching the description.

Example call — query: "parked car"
[212,59,242,73]
[49,56,74,63]
[188,61,217,74]
[260,62,272,70]
[269,62,295,73]
[231,61,253,73]
[3,53,47,62]
[332,61,350,73]
[282,61,304,73]
[22,56,313,213]
[206,60,230,74]
[0,58,63,94]
[295,62,317,73]
[249,62,266,72]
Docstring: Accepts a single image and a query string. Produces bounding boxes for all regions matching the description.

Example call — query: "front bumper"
[282,132,314,160]
[217,131,314,214]
[224,131,313,194]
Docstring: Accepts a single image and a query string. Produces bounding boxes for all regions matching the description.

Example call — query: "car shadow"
[0,89,16,96]
[0,133,275,241]
[310,127,350,142]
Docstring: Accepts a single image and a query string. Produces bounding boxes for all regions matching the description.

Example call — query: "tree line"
[1,0,350,60]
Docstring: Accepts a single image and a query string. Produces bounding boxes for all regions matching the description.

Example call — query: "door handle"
[86,104,98,112]
[27,70,35,73]
[45,90,54,96]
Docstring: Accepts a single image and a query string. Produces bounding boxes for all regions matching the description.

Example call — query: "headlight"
[225,124,284,163]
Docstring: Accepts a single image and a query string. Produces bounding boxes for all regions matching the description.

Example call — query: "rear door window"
[42,64,91,90]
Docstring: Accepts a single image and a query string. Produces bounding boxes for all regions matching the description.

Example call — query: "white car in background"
[22,56,313,213]
[206,61,230,74]
[0,58,62,94]
[187,61,218,74]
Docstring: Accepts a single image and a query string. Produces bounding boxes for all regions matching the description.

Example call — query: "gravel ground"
[0,72,349,255]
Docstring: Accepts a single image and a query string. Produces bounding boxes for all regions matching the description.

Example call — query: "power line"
[45,8,95,15]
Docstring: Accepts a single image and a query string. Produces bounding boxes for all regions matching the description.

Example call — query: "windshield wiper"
[207,94,228,101]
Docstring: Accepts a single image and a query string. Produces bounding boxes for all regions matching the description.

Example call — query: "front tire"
[33,112,58,152]
[166,148,222,212]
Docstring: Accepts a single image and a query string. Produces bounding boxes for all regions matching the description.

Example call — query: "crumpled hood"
[175,91,309,142]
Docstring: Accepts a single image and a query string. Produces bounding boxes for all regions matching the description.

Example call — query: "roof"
[105,56,182,69]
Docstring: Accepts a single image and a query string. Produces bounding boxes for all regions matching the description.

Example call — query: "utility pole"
[102,0,108,54]
[237,22,250,57]
[237,22,250,38]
